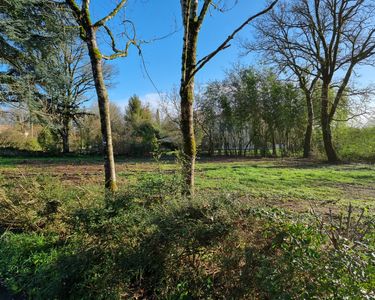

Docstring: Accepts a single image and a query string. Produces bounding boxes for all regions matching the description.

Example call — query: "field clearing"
[1,156,374,299]
[1,156,374,213]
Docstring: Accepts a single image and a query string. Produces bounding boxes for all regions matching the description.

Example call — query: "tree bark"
[321,83,339,163]
[87,28,117,191]
[180,83,196,195]
[61,115,70,154]
[303,94,314,158]
[180,4,199,196]
[208,133,214,156]
[272,133,277,157]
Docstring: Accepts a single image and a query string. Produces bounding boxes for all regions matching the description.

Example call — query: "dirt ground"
[1,157,374,215]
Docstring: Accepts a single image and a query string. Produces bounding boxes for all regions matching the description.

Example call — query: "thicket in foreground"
[0,175,373,299]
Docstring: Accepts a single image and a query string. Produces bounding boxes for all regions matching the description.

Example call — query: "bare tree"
[246,3,322,158]
[252,0,375,162]
[179,0,278,195]
[65,0,137,192]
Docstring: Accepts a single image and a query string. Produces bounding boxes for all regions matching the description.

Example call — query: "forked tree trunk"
[321,83,339,163]
[178,0,278,194]
[87,28,117,192]
[303,95,314,158]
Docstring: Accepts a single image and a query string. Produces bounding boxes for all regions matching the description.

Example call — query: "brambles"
[0,174,373,299]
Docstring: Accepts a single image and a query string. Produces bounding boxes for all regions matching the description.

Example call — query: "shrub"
[0,178,374,299]
[0,128,29,149]
[23,138,42,151]
[38,128,60,153]
[335,126,375,162]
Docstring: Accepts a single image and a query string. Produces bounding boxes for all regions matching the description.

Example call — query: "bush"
[0,129,23,148]
[23,138,42,151]
[335,126,375,162]
[0,178,374,299]
[38,128,61,153]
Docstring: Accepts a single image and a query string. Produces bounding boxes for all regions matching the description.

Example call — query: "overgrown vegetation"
[1,0,375,298]
[0,171,374,299]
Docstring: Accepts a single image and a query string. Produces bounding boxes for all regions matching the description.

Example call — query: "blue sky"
[90,0,375,110]
[90,0,270,108]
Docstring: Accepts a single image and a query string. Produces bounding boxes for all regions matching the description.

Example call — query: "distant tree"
[78,112,102,153]
[125,96,152,125]
[198,67,305,157]
[248,3,322,158]
[252,0,375,162]
[179,0,278,195]
[124,95,158,156]
[34,41,114,153]
[196,83,221,156]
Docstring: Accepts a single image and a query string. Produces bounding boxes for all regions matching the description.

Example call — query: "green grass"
[0,156,374,299]
[117,159,375,210]
[2,156,375,210]
[194,161,375,207]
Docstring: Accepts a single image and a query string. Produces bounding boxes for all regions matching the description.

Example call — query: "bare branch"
[190,0,279,82]
[93,0,128,28]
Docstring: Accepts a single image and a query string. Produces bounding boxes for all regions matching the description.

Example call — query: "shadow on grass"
[0,194,268,299]
[1,186,373,299]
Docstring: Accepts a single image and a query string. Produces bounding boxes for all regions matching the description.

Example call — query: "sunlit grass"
[1,156,374,210]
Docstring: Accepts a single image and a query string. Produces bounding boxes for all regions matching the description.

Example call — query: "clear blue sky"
[89,0,375,109]
[89,0,270,107]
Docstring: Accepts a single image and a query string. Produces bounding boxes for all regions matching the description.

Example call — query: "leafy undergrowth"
[0,175,374,299]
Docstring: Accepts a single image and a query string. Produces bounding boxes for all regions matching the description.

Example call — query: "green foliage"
[0,128,27,149]
[37,128,60,153]
[0,0,69,104]
[0,174,98,231]
[198,67,306,157]
[0,128,41,151]
[0,173,374,299]
[23,137,42,151]
[254,214,374,299]
[335,126,375,162]
[124,95,160,156]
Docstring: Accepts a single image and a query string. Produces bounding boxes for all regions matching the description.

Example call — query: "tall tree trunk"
[262,136,268,157]
[87,28,117,192]
[180,83,196,195]
[62,134,69,153]
[180,7,199,196]
[303,94,314,158]
[62,116,70,154]
[321,83,339,163]
[208,133,214,156]
[272,132,277,157]
[29,112,34,138]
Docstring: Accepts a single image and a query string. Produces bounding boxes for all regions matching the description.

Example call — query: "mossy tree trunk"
[86,27,117,191]
[178,0,278,195]
[65,0,128,192]
[321,82,339,163]
[180,1,199,196]
[61,116,70,154]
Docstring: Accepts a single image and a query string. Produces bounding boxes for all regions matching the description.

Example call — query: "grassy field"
[1,156,374,299]
[1,156,374,212]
